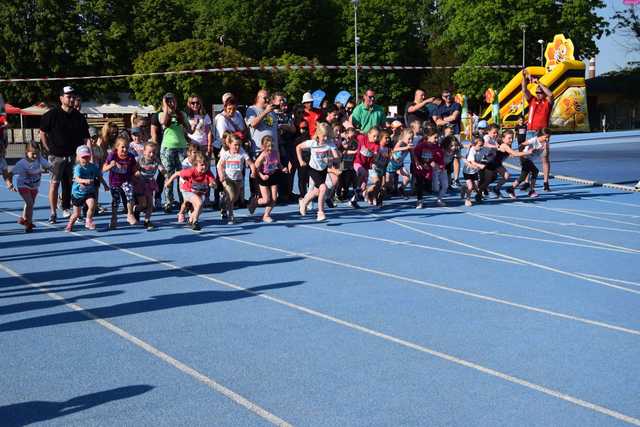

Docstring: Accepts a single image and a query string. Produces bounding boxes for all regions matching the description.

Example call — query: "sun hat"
[301,92,314,104]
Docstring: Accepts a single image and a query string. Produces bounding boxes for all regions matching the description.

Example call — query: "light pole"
[538,39,544,66]
[520,24,527,70]
[352,0,360,100]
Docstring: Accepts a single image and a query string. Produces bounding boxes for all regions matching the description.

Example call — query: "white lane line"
[516,203,640,228]
[576,273,640,289]
[554,208,640,219]
[395,219,636,255]
[460,208,640,254]
[0,262,292,427]
[221,235,640,336]
[2,214,640,425]
[593,199,640,208]
[298,225,523,266]
[379,214,640,297]
[477,213,640,235]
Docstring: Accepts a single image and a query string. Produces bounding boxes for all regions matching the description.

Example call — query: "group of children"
[3,119,551,232]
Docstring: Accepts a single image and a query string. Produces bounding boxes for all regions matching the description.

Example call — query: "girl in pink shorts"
[350,127,380,208]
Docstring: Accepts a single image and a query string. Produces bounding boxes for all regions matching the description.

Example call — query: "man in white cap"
[301,92,323,137]
[40,86,90,223]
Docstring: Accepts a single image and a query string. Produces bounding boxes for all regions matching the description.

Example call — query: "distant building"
[587,69,640,131]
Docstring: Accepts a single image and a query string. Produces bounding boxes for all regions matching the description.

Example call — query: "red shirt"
[179,167,214,194]
[413,142,444,180]
[528,97,552,131]
[354,134,379,170]
[303,108,322,137]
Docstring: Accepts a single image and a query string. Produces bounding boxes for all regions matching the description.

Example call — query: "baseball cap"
[60,86,75,96]
[163,92,175,100]
[88,127,99,138]
[222,92,233,104]
[130,127,141,134]
[302,92,314,104]
[477,120,488,129]
[76,145,91,158]
[391,120,403,129]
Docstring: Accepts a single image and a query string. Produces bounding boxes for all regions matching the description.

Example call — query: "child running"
[350,127,379,209]
[103,136,138,229]
[460,135,485,207]
[6,143,50,232]
[217,134,256,224]
[296,122,340,221]
[506,128,551,199]
[386,128,414,199]
[165,153,216,231]
[66,145,108,232]
[252,135,282,223]
[477,130,528,202]
[366,129,391,207]
[412,130,444,209]
[135,142,163,229]
[176,144,199,224]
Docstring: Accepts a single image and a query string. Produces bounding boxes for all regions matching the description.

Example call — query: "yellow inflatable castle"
[480,34,589,132]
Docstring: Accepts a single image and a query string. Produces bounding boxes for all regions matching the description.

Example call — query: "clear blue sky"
[595,0,640,75]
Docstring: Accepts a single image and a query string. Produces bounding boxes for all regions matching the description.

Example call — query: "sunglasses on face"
[367,96,375,100]
[190,101,200,105]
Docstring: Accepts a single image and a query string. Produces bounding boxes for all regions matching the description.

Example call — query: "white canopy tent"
[81,93,155,116]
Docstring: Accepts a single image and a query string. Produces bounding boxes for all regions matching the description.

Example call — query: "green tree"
[435,0,609,101]
[614,5,640,52]
[259,53,332,103]
[128,39,258,109]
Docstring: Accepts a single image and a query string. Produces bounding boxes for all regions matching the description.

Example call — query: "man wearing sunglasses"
[522,69,553,191]
[433,89,462,137]
[351,89,385,133]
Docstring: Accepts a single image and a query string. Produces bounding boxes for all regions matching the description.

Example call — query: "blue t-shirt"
[437,102,462,134]
[72,163,100,198]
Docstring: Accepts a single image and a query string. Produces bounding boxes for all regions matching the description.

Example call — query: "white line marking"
[0,262,291,427]
[593,199,640,208]
[395,219,636,255]
[554,208,640,219]
[2,212,640,424]
[379,214,640,296]
[577,273,640,289]
[476,213,640,234]
[460,208,640,253]
[516,203,640,228]
[299,224,524,265]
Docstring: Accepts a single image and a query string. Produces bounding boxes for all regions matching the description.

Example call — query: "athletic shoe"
[450,181,460,190]
[221,210,228,220]
[227,214,235,225]
[543,182,551,192]
[475,193,483,203]
[97,206,107,215]
[18,217,27,225]
[298,198,307,216]
[325,198,335,209]
[85,219,96,230]
[528,190,539,198]
[416,201,424,209]
[262,216,274,223]
[144,220,155,230]
[191,221,202,231]
[177,213,185,223]
[316,212,326,222]
[248,196,258,214]
[492,188,502,199]
[519,182,530,191]
[436,199,446,207]
[62,209,71,218]
[506,187,516,199]
[65,223,73,233]
[636,180,640,190]
[163,203,172,214]
[49,214,57,224]
[349,195,360,209]
[464,199,472,207]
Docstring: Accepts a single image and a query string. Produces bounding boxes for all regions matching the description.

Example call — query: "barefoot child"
[6,143,50,232]
[66,145,108,231]
[165,153,216,231]
[103,137,138,229]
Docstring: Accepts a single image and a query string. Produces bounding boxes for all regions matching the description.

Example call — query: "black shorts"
[463,172,478,181]
[258,172,280,187]
[308,168,328,187]
[71,192,96,207]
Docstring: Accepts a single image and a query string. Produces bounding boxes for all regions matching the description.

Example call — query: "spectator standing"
[301,92,323,137]
[433,89,462,136]
[405,89,437,127]
[351,89,385,133]
[40,86,90,223]
[522,70,553,191]
[246,89,279,157]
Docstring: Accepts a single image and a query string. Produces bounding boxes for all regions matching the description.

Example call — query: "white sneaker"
[636,180,640,190]
[436,199,446,207]
[62,209,71,218]
[416,201,424,209]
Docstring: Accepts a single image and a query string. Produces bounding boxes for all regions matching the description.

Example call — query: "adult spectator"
[522,70,553,191]
[73,96,82,112]
[405,89,437,127]
[321,105,340,126]
[246,89,279,158]
[433,89,462,135]
[351,89,385,133]
[40,86,90,223]
[301,92,323,137]
[272,92,296,201]
[214,93,246,153]
[157,92,189,212]
[185,94,212,157]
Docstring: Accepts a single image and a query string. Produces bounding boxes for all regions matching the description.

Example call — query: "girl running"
[296,122,339,221]
[477,130,527,202]
[165,153,216,231]
[6,143,50,232]
[385,128,413,198]
[350,127,379,209]
[367,129,391,207]
[66,145,108,232]
[337,125,358,201]
[461,135,485,207]
[135,142,163,229]
[103,137,138,229]
[217,134,256,224]
[506,128,551,199]
[252,135,282,223]
[412,131,444,209]
[176,145,199,224]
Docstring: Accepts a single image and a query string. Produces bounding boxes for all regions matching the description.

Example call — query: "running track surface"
[1,150,640,425]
